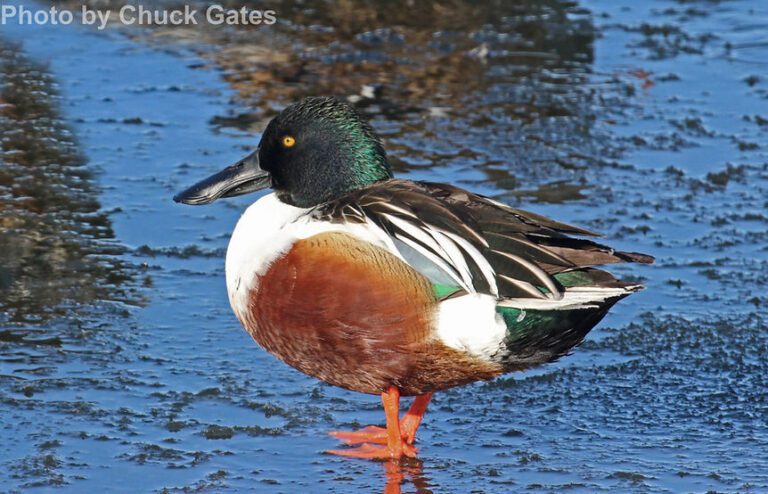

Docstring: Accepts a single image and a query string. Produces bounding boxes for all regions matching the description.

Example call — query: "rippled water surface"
[1,0,767,492]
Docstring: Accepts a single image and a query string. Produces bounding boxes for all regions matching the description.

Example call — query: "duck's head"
[174,96,392,208]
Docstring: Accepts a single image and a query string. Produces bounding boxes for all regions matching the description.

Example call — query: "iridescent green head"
[174,96,392,208]
[258,96,392,207]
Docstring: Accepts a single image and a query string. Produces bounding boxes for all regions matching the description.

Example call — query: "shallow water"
[1,0,767,492]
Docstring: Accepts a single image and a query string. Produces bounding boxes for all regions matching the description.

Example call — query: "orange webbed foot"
[329,425,388,445]
[326,441,417,460]
[327,389,433,461]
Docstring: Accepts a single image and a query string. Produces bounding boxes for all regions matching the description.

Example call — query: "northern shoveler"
[174,96,653,460]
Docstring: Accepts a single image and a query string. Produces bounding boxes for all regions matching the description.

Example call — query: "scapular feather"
[314,178,654,300]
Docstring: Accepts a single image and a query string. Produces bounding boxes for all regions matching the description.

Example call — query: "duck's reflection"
[198,0,595,131]
[193,0,597,199]
[382,458,432,494]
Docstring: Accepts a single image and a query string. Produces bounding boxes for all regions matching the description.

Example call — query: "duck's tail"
[493,268,642,370]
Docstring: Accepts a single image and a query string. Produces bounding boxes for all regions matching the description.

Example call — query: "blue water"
[1,0,767,492]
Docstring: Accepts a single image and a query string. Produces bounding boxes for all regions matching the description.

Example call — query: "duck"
[174,96,653,460]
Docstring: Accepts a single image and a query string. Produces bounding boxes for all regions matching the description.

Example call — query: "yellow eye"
[282,135,296,148]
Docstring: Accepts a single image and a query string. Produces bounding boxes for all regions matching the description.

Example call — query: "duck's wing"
[313,179,653,300]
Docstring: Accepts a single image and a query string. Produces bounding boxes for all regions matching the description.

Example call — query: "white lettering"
[0,4,274,28]
[1,5,104,27]
[95,8,109,30]
[206,5,224,25]
[247,8,262,24]
[59,9,73,25]
[137,5,152,25]
[34,9,49,25]
[81,6,96,25]
[18,6,32,24]
[120,5,135,25]
[183,6,197,24]
[205,6,277,26]
[1,5,17,24]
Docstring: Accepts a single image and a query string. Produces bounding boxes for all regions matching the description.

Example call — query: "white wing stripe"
[383,214,450,262]
[423,229,475,289]
[395,235,472,292]
[498,286,635,310]
[491,250,562,300]
[498,274,546,299]
[438,228,499,297]
[370,201,419,218]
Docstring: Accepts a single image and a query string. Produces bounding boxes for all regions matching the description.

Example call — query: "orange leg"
[327,387,418,459]
[399,393,432,445]
[328,392,433,453]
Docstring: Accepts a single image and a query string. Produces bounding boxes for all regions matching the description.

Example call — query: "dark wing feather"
[417,180,653,273]
[313,179,654,299]
[423,181,599,238]
[484,231,573,270]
